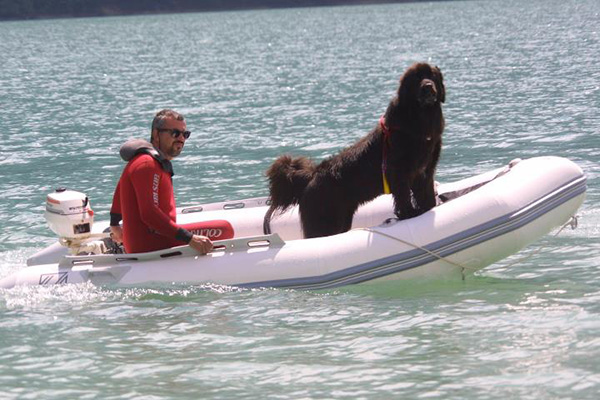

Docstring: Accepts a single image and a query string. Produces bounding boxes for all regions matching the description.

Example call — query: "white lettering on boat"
[189,228,223,238]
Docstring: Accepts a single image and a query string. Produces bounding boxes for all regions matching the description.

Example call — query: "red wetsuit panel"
[111,154,186,253]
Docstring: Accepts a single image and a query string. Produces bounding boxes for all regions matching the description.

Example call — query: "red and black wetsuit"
[110,144,192,254]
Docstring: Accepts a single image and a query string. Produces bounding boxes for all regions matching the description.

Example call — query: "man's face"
[153,117,188,160]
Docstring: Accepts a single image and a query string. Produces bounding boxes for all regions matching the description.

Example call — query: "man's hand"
[189,235,213,255]
[110,226,123,244]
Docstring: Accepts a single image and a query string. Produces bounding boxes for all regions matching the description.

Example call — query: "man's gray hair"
[151,109,184,135]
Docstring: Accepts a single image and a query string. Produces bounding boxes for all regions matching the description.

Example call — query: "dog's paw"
[382,217,400,226]
[395,208,422,220]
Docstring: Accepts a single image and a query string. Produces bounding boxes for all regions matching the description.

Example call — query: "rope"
[356,214,580,278]
[356,227,474,280]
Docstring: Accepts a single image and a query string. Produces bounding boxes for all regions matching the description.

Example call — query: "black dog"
[264,63,445,238]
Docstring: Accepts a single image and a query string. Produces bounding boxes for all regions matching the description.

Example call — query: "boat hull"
[0,156,586,290]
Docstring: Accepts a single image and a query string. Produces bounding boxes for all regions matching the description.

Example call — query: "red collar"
[379,115,392,141]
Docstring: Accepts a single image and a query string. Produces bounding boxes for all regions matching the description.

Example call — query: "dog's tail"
[267,155,315,211]
[263,155,315,234]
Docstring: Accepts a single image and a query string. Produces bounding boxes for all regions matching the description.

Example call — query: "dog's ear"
[434,65,446,103]
[397,67,416,106]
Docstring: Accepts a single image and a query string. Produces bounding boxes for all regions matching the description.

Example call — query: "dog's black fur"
[264,63,445,238]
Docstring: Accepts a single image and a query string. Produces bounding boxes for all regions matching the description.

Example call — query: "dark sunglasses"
[159,128,191,139]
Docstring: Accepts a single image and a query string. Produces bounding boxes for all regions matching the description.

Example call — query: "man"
[110,109,213,254]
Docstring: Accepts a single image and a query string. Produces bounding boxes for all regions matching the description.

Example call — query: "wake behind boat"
[0,156,586,290]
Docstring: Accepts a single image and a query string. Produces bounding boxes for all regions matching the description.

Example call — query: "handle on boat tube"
[208,233,285,252]
[133,233,285,257]
[158,233,285,257]
[57,233,286,268]
[180,196,270,214]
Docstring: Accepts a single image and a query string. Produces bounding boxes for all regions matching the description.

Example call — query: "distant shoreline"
[0,0,450,22]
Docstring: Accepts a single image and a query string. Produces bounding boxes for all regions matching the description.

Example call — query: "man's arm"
[130,158,212,254]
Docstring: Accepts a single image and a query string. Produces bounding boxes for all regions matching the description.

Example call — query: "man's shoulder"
[120,139,155,161]
[119,139,174,177]
[128,153,161,171]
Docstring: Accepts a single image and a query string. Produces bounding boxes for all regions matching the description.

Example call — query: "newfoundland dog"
[264,62,445,238]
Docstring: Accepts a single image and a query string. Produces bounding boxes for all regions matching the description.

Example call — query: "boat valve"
[568,215,578,230]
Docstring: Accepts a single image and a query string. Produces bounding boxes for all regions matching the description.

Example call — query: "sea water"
[0,0,599,398]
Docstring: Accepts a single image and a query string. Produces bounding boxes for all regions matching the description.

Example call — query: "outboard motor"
[44,188,105,254]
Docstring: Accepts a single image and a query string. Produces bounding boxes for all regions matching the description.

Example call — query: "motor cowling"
[45,188,94,243]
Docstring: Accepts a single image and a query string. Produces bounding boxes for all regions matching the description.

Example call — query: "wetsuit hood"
[119,139,174,176]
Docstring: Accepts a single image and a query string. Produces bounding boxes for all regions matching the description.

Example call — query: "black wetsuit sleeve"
[110,213,122,226]
[110,181,123,226]
[176,228,193,243]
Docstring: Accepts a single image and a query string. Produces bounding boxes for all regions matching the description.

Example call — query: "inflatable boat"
[0,156,586,290]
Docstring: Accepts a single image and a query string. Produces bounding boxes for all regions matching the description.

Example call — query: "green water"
[0,0,599,398]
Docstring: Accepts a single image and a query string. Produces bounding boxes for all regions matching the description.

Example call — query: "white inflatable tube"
[0,156,586,290]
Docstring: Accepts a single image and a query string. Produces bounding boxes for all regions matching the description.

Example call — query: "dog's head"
[398,63,445,107]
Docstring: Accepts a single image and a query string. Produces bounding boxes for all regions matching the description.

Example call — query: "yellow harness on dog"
[379,116,392,195]
[382,173,391,194]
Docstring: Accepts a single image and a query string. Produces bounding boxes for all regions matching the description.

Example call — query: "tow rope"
[357,215,580,281]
